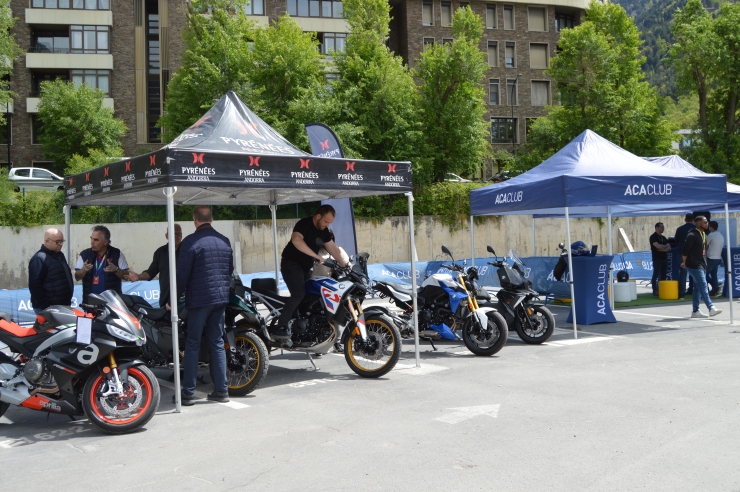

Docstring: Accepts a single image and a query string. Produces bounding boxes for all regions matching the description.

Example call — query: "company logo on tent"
[623,184,672,196]
[320,139,330,151]
[125,161,131,172]
[234,120,265,140]
[388,164,397,173]
[68,177,73,186]
[300,159,311,169]
[149,155,156,166]
[249,156,260,167]
[189,115,212,130]
[85,172,90,182]
[346,162,355,171]
[494,191,523,204]
[192,153,205,164]
[104,167,109,177]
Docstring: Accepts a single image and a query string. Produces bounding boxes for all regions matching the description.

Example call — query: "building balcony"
[246,15,269,26]
[25,8,112,26]
[293,17,349,33]
[26,53,113,70]
[26,97,113,113]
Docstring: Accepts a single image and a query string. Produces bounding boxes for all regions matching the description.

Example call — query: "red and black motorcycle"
[0,290,160,434]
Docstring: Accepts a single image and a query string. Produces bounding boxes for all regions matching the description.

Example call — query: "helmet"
[616,270,629,282]
[570,241,590,256]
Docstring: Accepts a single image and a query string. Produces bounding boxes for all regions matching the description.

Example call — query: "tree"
[36,80,127,172]
[414,7,490,182]
[0,0,23,122]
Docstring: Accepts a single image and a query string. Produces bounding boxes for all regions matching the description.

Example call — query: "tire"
[515,305,555,344]
[0,401,8,419]
[82,365,160,435]
[344,314,401,378]
[226,329,269,396]
[462,310,508,356]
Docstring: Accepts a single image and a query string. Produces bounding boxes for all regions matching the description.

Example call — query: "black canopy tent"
[63,92,422,411]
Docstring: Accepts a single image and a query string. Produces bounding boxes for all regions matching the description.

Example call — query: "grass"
[613,292,729,308]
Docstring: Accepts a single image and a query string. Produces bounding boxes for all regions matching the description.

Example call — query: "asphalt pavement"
[2,296,740,491]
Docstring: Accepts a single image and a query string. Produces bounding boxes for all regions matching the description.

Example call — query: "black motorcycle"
[480,245,555,344]
[121,274,269,397]
[0,290,160,434]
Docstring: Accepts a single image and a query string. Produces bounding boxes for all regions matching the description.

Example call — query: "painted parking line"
[434,404,500,424]
[548,337,613,346]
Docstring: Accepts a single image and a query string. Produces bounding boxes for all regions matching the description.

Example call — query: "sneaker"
[207,390,230,403]
[172,392,196,406]
[691,310,709,319]
[269,325,291,340]
[709,306,723,317]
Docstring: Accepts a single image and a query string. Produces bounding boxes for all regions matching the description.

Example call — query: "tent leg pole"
[470,215,475,268]
[725,203,734,325]
[608,207,614,310]
[165,187,181,413]
[532,217,536,256]
[565,207,577,339]
[407,192,420,368]
[63,205,71,266]
[270,201,279,282]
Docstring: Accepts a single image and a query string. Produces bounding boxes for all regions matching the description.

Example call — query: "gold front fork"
[458,273,480,311]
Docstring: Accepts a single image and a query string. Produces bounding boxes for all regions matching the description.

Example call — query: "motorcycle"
[120,274,269,397]
[249,244,401,378]
[479,245,555,344]
[0,290,160,434]
[373,246,508,356]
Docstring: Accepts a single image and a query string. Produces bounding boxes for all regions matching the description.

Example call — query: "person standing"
[706,221,725,296]
[175,207,232,405]
[74,225,129,301]
[125,224,182,308]
[681,215,722,318]
[675,213,695,298]
[650,222,671,296]
[272,205,347,340]
[28,228,74,313]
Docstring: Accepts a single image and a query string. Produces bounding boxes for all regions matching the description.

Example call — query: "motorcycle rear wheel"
[83,365,160,435]
[515,305,555,344]
[226,328,269,396]
[462,311,508,356]
[344,314,401,378]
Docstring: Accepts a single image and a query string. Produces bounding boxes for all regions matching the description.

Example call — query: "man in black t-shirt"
[272,205,347,340]
[674,213,695,297]
[650,222,671,296]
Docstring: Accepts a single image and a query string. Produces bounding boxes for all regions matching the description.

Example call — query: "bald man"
[28,228,74,313]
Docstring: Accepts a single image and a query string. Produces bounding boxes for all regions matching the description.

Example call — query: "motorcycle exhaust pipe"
[30,386,60,396]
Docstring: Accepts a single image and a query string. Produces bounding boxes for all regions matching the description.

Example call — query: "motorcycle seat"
[142,307,169,321]
[0,319,37,338]
[250,278,290,304]
[385,281,416,294]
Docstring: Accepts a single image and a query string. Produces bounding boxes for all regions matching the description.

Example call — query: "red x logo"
[388,164,397,173]
[346,162,355,171]
[189,115,212,130]
[249,156,260,167]
[125,161,131,172]
[149,155,156,166]
[85,172,90,182]
[320,139,330,150]
[69,177,73,186]
[192,153,205,164]
[104,167,109,177]
[299,159,311,169]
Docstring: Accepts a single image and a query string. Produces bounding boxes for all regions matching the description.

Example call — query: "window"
[31,0,109,9]
[530,43,548,69]
[71,70,110,95]
[33,168,55,179]
[491,118,516,144]
[503,5,514,30]
[531,81,550,106]
[0,116,11,145]
[528,7,547,31]
[441,1,452,26]
[505,41,515,68]
[31,73,69,96]
[555,13,575,31]
[423,37,435,50]
[31,116,44,145]
[486,4,496,28]
[244,0,264,15]
[526,117,537,135]
[489,79,499,105]
[459,2,469,9]
[32,30,70,53]
[320,32,347,55]
[70,26,109,54]
[422,0,433,26]
[487,41,498,67]
[442,38,453,45]
[288,0,343,17]
[14,168,30,177]
[507,78,517,106]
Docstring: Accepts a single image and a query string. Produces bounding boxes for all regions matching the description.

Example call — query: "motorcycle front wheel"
[83,365,160,435]
[344,314,401,378]
[515,305,555,344]
[226,328,269,396]
[462,311,508,356]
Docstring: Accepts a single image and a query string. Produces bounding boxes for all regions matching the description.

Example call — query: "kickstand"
[69,415,76,421]
[306,353,319,371]
[423,337,438,351]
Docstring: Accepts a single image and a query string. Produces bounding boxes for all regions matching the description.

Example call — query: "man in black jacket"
[681,215,722,319]
[675,213,695,298]
[28,228,74,312]
[125,224,182,307]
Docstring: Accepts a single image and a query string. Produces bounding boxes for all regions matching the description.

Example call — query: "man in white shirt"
[706,221,724,296]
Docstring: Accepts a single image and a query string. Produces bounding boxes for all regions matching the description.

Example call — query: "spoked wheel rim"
[469,318,501,349]
[520,310,548,338]
[89,367,153,425]
[347,319,397,373]
[227,335,261,390]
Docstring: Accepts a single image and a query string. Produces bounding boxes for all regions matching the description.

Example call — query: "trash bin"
[659,280,678,300]
[613,282,632,303]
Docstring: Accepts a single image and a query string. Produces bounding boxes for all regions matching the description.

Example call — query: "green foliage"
[414,7,490,182]
[36,80,127,171]
[0,172,64,228]
[0,0,23,123]
[662,94,699,130]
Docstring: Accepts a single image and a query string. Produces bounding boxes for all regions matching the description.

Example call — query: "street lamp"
[511,73,522,150]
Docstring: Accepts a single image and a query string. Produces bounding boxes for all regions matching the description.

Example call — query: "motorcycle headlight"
[107,324,139,342]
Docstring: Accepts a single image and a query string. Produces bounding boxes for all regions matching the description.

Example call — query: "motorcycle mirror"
[486,245,496,255]
[441,245,452,257]
[463,259,467,266]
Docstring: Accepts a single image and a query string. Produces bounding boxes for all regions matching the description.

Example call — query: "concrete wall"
[2,214,738,290]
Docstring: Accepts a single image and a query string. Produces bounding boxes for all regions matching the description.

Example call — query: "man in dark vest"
[74,225,130,301]
[28,228,74,313]
[125,223,182,308]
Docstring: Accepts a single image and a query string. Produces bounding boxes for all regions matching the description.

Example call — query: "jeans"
[651,258,668,294]
[678,266,694,297]
[182,303,228,395]
[276,260,312,328]
[686,267,713,313]
[706,258,722,294]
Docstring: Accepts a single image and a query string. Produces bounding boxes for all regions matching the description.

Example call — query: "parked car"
[8,167,64,192]
[444,173,472,183]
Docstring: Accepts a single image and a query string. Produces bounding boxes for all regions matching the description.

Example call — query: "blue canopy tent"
[470,130,730,336]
